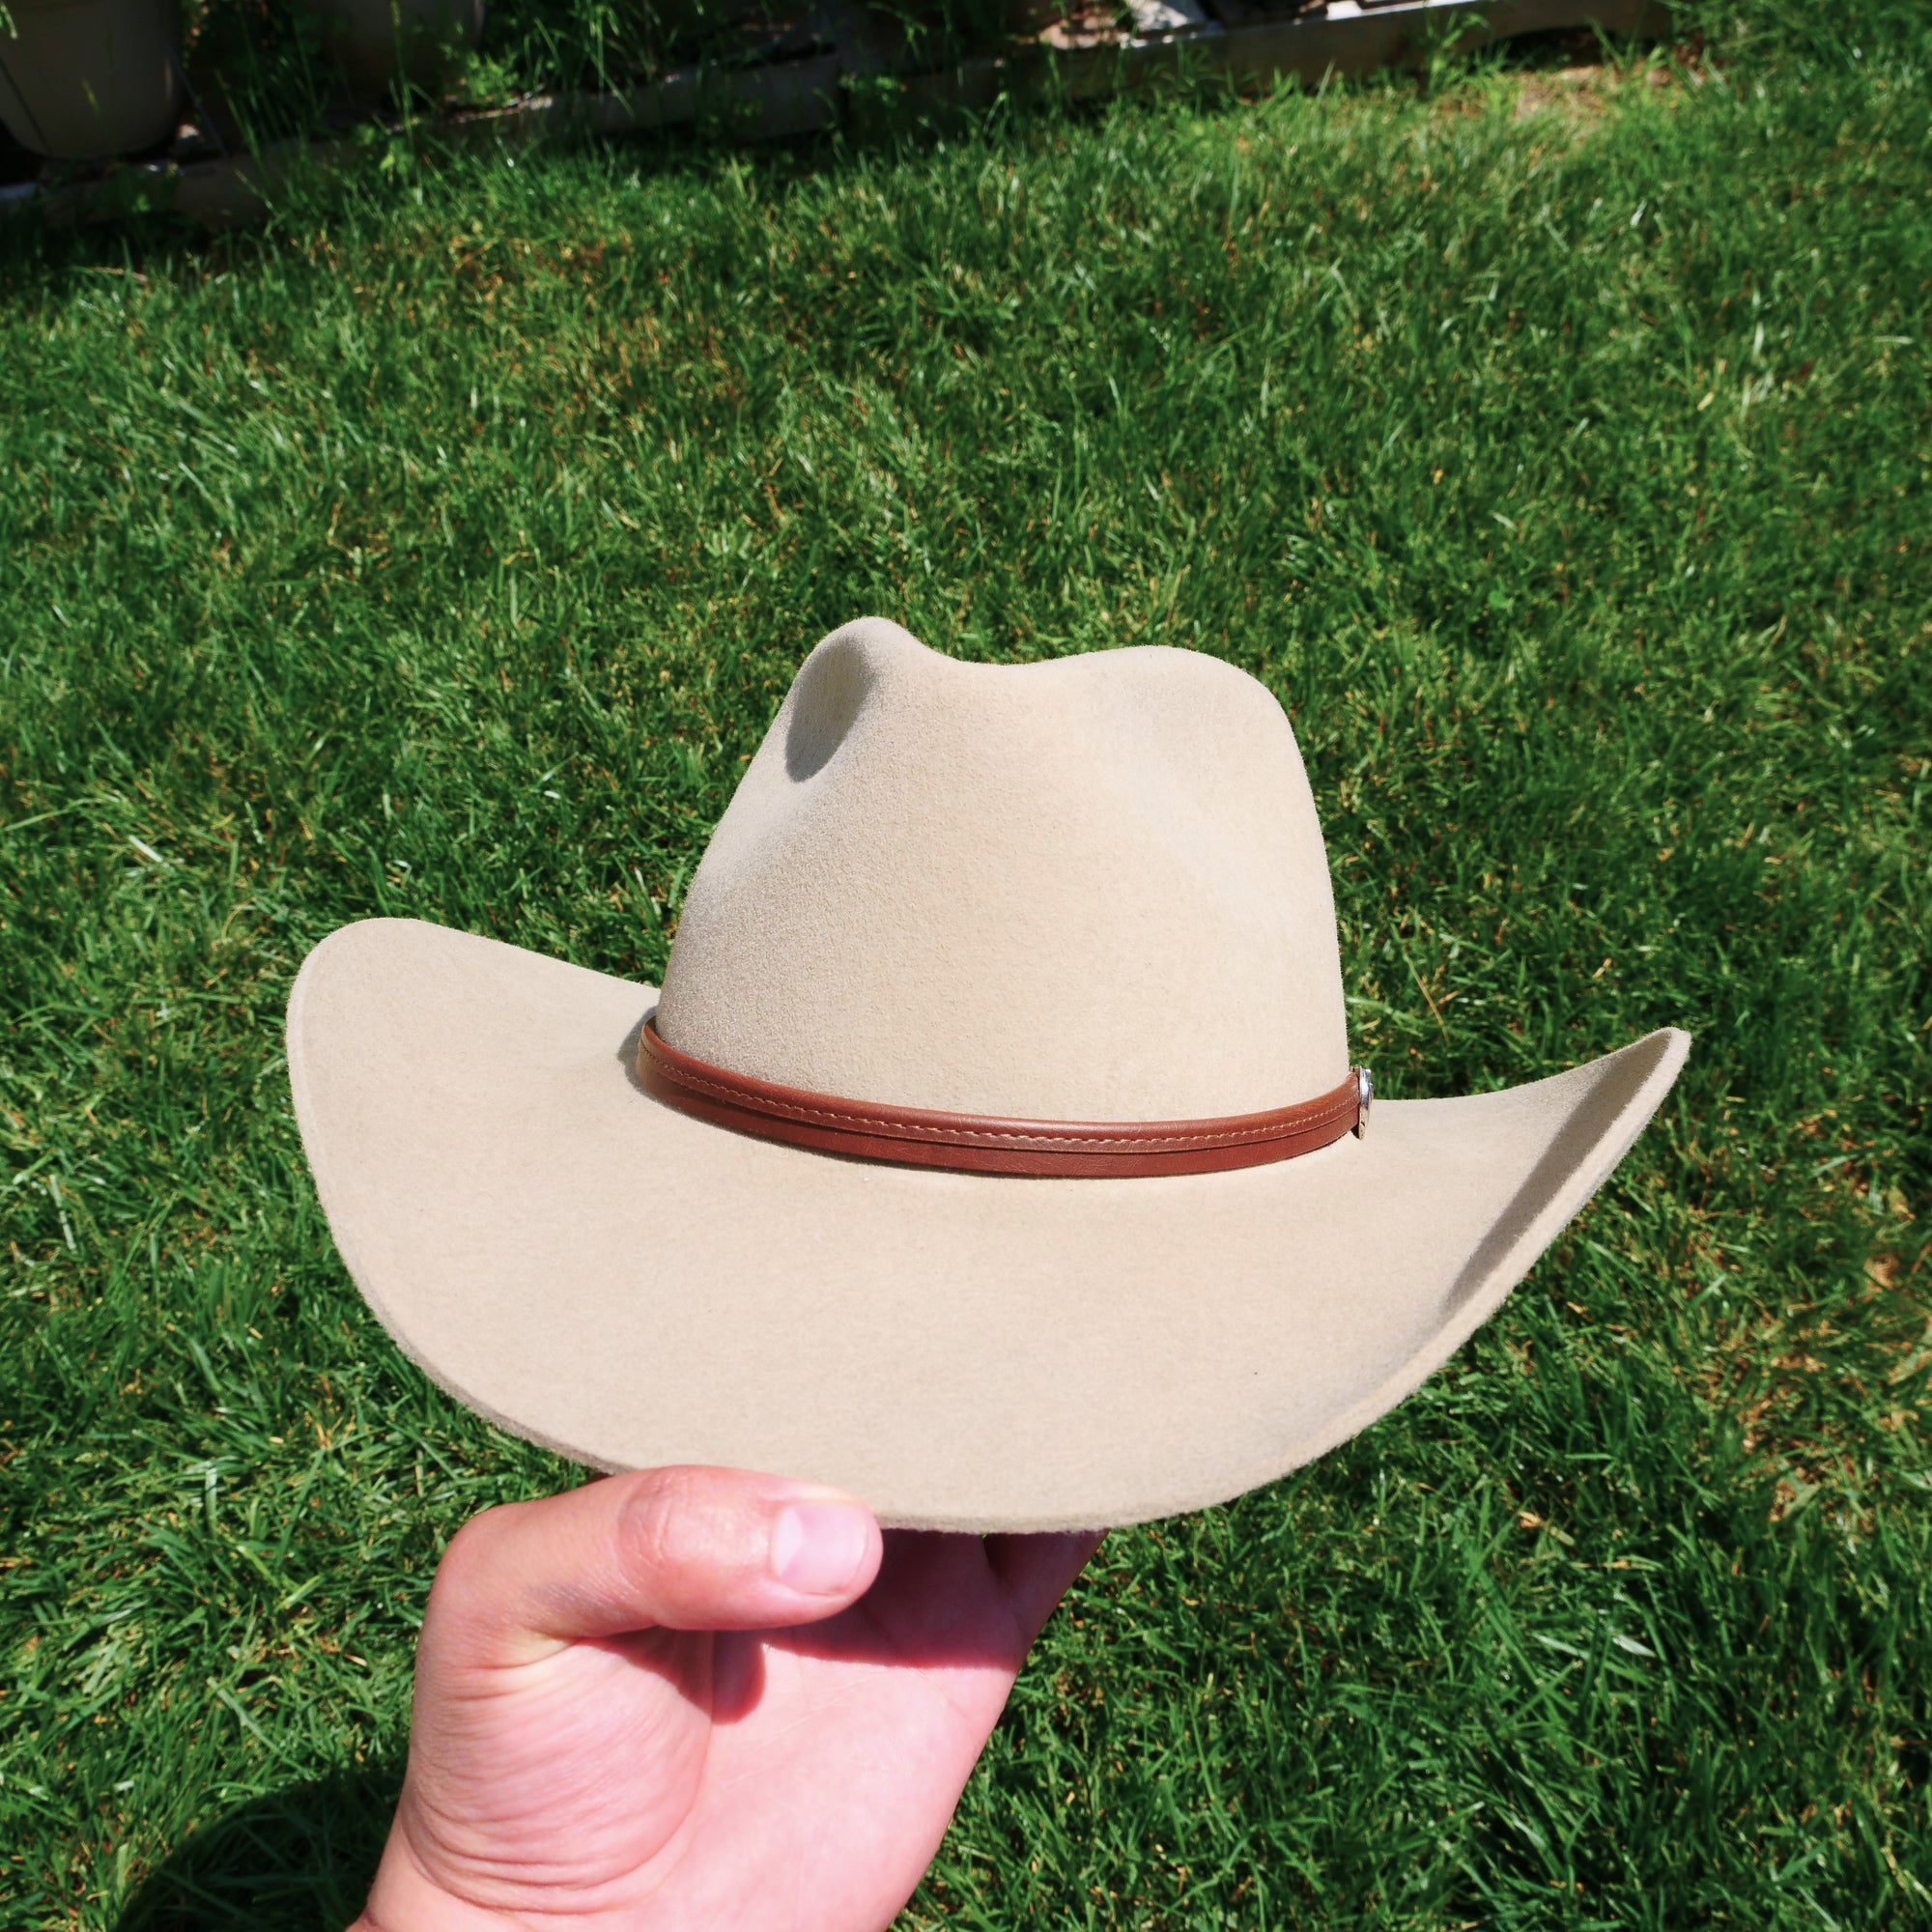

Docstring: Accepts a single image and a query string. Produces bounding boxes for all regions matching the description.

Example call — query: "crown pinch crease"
[639,1017,1368,1178]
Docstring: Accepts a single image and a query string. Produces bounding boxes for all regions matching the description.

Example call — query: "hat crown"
[655,620,1349,1120]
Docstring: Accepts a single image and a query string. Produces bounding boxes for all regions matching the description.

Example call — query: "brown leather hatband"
[638,1017,1369,1177]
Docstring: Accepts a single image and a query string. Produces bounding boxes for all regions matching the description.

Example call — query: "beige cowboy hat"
[288,620,1689,1532]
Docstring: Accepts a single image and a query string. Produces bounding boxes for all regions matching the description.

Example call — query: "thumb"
[426,1465,884,1666]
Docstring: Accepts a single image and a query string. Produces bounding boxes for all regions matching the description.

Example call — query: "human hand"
[352,1466,1102,1931]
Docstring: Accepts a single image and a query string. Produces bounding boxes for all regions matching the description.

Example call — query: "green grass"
[3,3,1929,1924]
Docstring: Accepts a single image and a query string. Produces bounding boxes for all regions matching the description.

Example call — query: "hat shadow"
[110,1763,397,1932]
[617,1008,654,1090]
[1439,1029,1680,1321]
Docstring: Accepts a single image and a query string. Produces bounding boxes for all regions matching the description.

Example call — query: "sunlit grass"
[2,5,1928,1924]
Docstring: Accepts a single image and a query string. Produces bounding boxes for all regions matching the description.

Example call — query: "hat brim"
[287,919,1690,1532]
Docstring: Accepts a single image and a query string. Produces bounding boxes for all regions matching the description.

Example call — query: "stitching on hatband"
[642,1036,1356,1151]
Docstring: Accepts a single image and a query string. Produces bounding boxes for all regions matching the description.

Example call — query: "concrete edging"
[4,0,1672,229]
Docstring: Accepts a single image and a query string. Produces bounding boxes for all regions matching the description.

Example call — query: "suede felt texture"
[657,621,1350,1119]
[287,622,1690,1532]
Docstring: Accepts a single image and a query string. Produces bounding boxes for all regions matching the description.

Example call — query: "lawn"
[2,1,1928,1924]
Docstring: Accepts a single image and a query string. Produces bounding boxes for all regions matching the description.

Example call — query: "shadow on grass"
[112,1766,397,1932]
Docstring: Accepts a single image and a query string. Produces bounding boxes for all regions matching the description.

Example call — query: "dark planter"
[0,0,181,158]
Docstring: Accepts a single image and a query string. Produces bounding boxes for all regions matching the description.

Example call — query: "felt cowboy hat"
[288,619,1689,1532]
